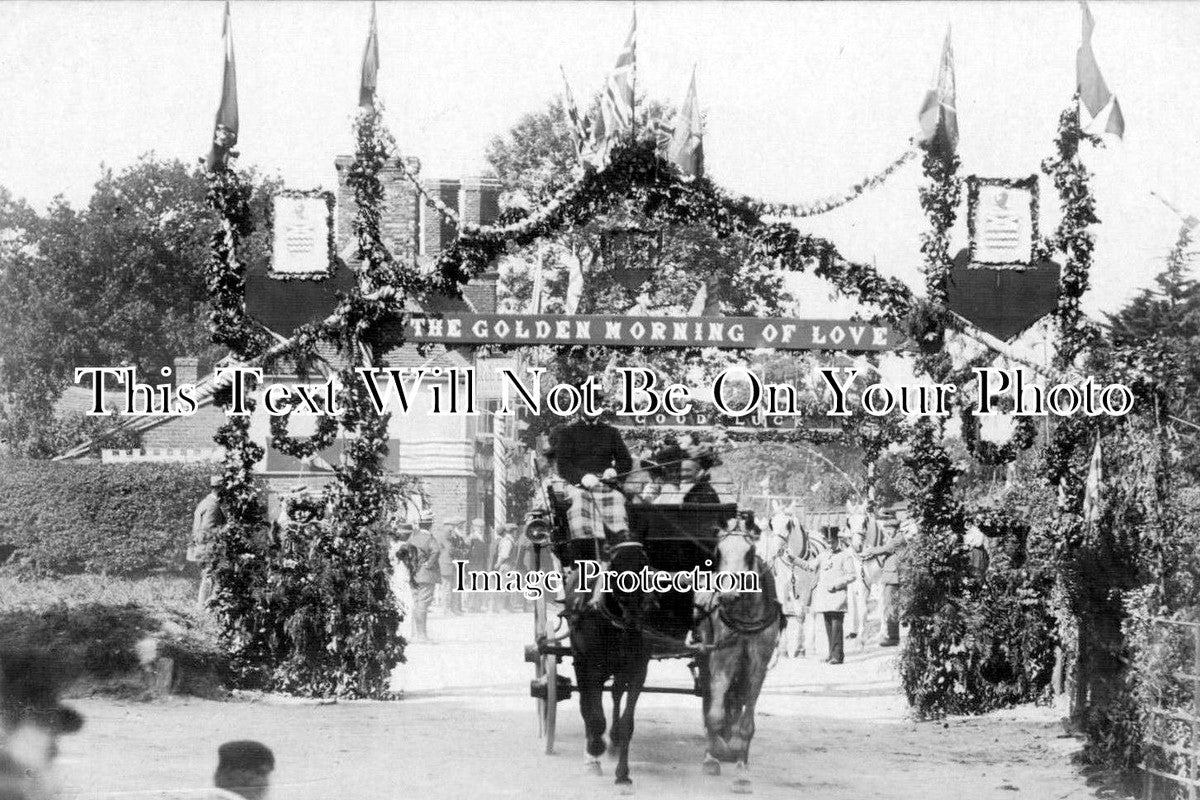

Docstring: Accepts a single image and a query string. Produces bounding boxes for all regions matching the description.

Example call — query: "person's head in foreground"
[214,740,274,800]
[0,648,84,800]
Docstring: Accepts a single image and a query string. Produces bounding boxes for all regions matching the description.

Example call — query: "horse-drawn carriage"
[518,474,792,791]
[523,493,738,754]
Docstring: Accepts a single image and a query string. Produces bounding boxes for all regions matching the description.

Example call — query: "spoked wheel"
[542,648,558,754]
[528,542,565,754]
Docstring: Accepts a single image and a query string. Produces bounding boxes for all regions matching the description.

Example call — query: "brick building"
[62,158,522,528]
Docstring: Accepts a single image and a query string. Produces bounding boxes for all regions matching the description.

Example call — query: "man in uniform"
[189,476,226,609]
[862,504,913,647]
[407,516,443,643]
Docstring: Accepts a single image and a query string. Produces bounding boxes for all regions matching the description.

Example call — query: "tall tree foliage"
[0,156,277,457]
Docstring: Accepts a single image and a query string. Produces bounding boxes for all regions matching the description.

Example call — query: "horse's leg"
[574,661,608,773]
[613,658,647,786]
[609,680,625,758]
[729,626,778,795]
[703,648,733,774]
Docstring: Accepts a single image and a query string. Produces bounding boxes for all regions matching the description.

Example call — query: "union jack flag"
[916,27,957,150]
[600,11,637,138]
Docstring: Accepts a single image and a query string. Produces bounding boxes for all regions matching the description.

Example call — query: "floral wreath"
[269,395,340,459]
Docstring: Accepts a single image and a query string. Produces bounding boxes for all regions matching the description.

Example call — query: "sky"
[2,1,1200,318]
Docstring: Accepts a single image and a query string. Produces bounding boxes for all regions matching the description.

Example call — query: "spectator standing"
[491,523,519,612]
[435,520,466,615]
[863,516,909,647]
[407,520,442,643]
[464,518,489,612]
[798,528,858,665]
[189,476,226,608]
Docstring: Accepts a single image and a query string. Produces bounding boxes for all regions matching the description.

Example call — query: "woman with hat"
[796,526,859,664]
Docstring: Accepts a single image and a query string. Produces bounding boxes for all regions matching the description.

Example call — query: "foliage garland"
[898,122,975,718]
[1041,96,1103,368]
[958,395,1039,466]
[747,147,918,219]
[268,396,340,459]
[431,139,916,325]
[204,100,414,698]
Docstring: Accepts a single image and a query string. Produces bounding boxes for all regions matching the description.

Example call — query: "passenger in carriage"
[679,456,721,505]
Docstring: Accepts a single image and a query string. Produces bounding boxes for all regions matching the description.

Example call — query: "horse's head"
[711,518,759,604]
[844,498,872,551]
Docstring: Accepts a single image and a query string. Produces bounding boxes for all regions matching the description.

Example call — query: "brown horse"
[568,540,654,787]
[694,522,782,793]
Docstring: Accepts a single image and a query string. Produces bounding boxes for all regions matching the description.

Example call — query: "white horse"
[695,518,782,793]
[843,498,886,643]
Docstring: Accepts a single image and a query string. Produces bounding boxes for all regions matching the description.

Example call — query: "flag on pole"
[668,69,704,178]
[916,27,958,150]
[600,11,637,139]
[205,2,239,172]
[359,2,380,110]
[1082,438,1103,524]
[1077,1,1124,139]
[560,66,590,161]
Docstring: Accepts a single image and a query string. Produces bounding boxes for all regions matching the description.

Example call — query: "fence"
[1143,617,1200,799]
[100,447,223,464]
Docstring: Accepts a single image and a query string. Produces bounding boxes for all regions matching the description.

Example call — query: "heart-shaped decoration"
[946,248,1061,341]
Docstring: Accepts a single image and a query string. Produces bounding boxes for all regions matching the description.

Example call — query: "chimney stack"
[173,357,200,386]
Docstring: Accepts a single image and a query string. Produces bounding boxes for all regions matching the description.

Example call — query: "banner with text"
[406,314,900,351]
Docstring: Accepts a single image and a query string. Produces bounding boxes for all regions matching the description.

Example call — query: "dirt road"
[55,611,1101,800]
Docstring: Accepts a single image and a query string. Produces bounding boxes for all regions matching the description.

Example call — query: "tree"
[0,155,278,457]
[1106,224,1200,476]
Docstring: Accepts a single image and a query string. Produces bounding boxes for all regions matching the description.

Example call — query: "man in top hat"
[0,647,84,800]
[797,527,859,664]
[190,475,227,609]
[211,740,274,800]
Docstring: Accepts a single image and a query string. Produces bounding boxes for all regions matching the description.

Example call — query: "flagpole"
[630,2,638,143]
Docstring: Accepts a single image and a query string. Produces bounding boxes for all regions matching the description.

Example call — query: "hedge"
[0,602,230,697]
[0,459,211,575]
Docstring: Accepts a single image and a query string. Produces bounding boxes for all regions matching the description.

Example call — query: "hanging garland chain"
[268,396,340,459]
[751,147,919,219]
[428,139,917,325]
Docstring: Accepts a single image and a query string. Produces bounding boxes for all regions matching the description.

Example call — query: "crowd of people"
[391,514,538,644]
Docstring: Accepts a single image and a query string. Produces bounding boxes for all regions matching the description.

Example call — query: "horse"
[694,519,782,792]
[843,498,888,641]
[567,539,655,786]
